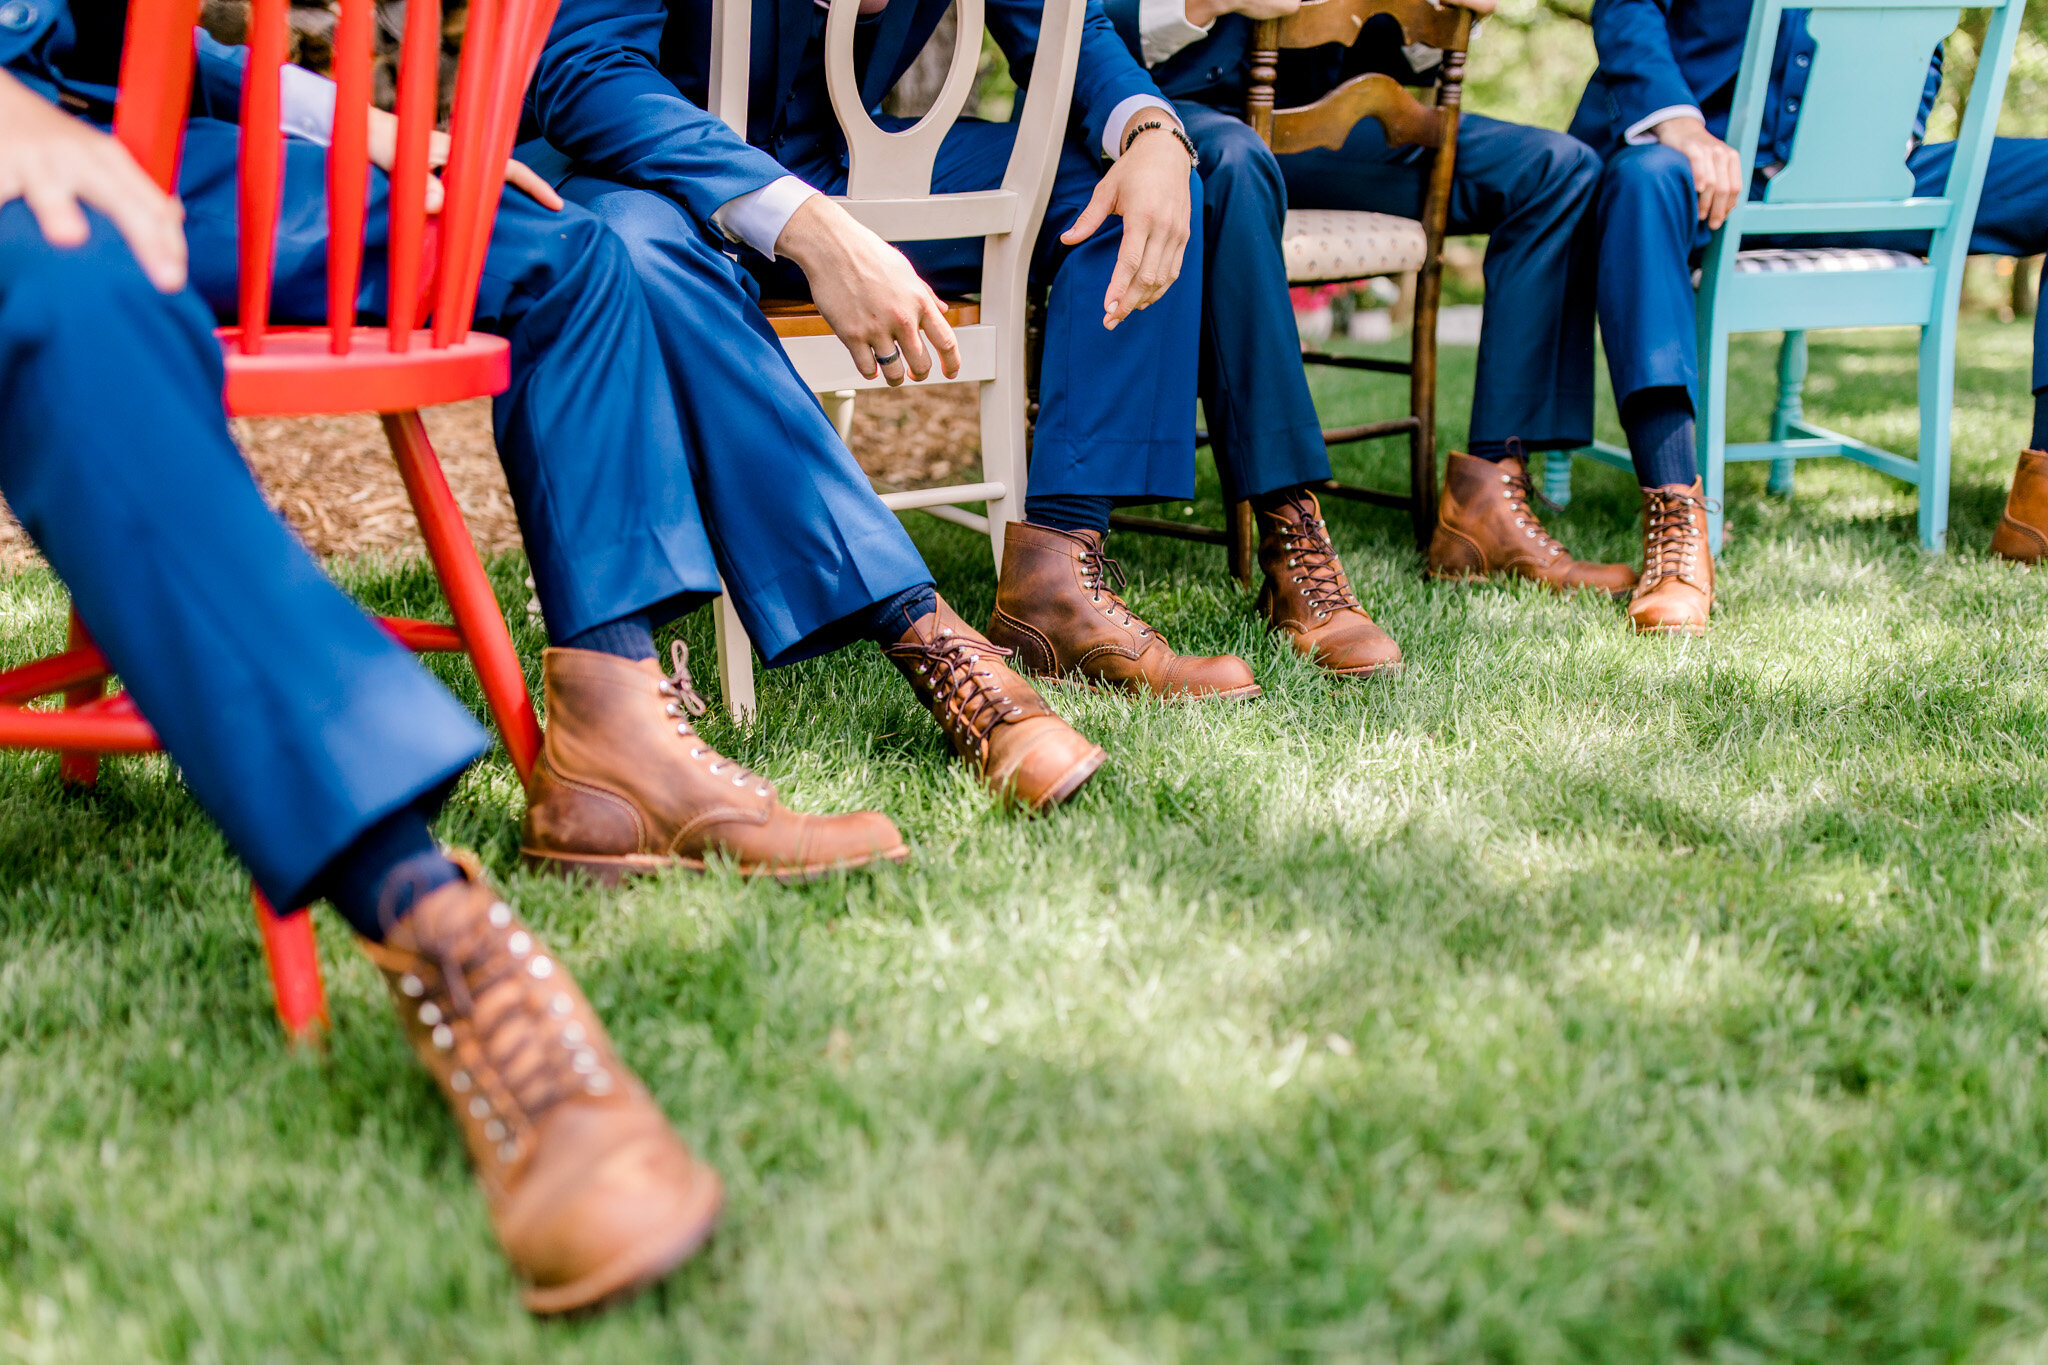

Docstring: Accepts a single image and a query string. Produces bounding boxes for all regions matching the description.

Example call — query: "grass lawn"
[6,319,2048,1362]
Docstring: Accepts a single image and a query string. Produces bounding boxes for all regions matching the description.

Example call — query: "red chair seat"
[219,327,511,417]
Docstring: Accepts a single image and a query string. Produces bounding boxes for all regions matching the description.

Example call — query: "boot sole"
[1314,659,1405,678]
[521,844,911,887]
[1425,567,1635,602]
[1012,743,1108,813]
[1031,672,1264,703]
[521,1166,726,1316]
[1632,621,1708,638]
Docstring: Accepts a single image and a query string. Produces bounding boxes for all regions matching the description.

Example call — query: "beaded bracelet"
[1119,119,1201,170]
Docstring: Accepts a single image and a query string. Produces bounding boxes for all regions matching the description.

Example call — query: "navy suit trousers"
[172,119,727,650]
[554,174,935,664]
[1277,110,1604,451]
[0,203,487,909]
[1594,135,2048,412]
[754,117,1207,505]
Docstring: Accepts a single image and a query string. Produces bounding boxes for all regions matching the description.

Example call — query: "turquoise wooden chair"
[1544,0,2026,552]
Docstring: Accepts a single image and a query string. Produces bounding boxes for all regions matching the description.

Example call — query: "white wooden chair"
[705,0,1087,719]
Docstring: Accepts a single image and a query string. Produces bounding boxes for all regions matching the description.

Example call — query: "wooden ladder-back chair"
[701,0,1087,720]
[1109,0,1471,575]
[0,0,558,1039]
[1544,0,2023,554]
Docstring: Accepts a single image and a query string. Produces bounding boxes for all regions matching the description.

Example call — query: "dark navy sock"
[2031,385,2047,453]
[1465,439,1515,462]
[306,803,463,941]
[859,582,939,644]
[1621,387,1698,489]
[1025,493,1115,535]
[1249,482,1311,515]
[558,608,656,661]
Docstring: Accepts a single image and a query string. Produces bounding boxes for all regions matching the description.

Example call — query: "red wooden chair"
[0,0,558,1040]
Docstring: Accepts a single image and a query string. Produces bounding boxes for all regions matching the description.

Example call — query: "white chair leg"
[821,389,857,445]
[712,585,756,723]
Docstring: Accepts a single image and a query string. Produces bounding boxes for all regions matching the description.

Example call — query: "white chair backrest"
[707,0,1086,261]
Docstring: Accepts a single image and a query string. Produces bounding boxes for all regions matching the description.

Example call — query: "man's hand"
[0,70,187,291]
[365,107,563,213]
[1060,118,1193,330]
[1653,114,1742,229]
[775,195,961,386]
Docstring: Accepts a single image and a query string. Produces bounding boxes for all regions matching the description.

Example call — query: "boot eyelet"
[485,1119,507,1142]
[757,785,772,796]
[419,1002,442,1026]
[708,761,726,775]
[691,747,707,759]
[400,974,425,998]
[562,1022,585,1045]
[508,930,532,957]
[665,702,681,717]
[573,1049,599,1074]
[469,1097,491,1119]
[487,903,512,929]
[450,1070,471,1092]
[498,1141,520,1162]
[530,957,554,979]
[733,775,748,787]
[587,1071,613,1095]
[432,1024,454,1050]
[550,994,573,1017]
[677,723,691,736]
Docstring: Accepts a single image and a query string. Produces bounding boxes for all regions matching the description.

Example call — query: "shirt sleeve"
[1623,103,1704,145]
[1101,93,1183,159]
[278,62,338,146]
[1136,0,1211,66]
[711,175,823,259]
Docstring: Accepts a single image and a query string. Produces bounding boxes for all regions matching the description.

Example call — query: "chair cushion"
[1283,209,1429,284]
[1732,247,1925,273]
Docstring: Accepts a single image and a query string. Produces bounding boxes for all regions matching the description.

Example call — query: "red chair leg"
[380,410,543,782]
[58,607,106,786]
[252,886,328,1041]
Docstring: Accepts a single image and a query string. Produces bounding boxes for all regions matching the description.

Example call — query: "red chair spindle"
[326,0,375,355]
[112,0,202,192]
[447,0,556,341]
[235,0,289,356]
[57,608,106,786]
[385,0,443,350]
[430,0,503,347]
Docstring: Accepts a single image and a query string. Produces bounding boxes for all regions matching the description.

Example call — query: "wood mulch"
[0,384,982,570]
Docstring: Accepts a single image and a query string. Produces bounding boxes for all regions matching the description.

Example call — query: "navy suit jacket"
[526,0,1166,225]
[1568,0,1939,166]
[3,0,247,122]
[1099,0,1435,110]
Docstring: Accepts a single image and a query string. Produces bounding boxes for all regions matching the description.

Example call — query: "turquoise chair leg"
[1917,320,1953,552]
[1769,330,1806,496]
[1544,449,1574,507]
[1702,328,1730,554]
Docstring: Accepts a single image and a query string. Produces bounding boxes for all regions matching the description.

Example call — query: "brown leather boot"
[885,600,1106,811]
[1254,492,1403,676]
[986,521,1261,700]
[1990,448,2048,563]
[521,644,906,883]
[1629,481,1715,636]
[362,856,722,1315]
[1427,451,1637,597]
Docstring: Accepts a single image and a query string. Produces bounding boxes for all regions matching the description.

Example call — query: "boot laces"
[900,625,1022,755]
[1279,511,1362,620]
[1076,549,1152,638]
[657,641,769,796]
[1639,487,1716,591]
[1500,470,1566,556]
[402,901,610,1160]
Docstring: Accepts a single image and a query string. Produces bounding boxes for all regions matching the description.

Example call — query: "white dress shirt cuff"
[1102,94,1182,160]
[278,63,338,146]
[711,175,823,259]
[1137,0,1213,66]
[1625,104,1704,146]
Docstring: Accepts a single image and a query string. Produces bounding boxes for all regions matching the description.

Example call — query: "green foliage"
[6,320,2048,1358]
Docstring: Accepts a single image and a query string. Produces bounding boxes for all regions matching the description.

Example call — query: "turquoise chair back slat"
[1764,6,1958,205]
